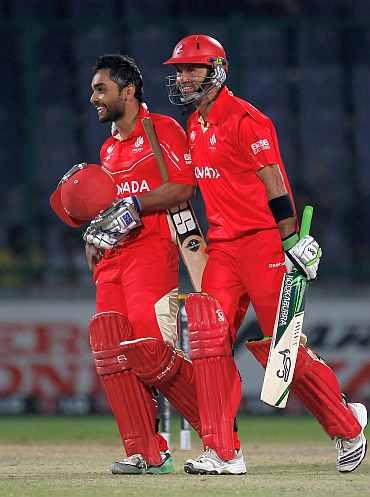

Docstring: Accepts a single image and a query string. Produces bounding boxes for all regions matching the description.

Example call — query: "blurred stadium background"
[0,0,369,417]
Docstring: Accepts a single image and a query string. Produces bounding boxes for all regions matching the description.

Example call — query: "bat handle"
[299,205,313,240]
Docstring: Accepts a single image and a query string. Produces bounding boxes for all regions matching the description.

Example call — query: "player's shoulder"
[100,135,115,153]
[149,112,185,134]
[232,95,272,127]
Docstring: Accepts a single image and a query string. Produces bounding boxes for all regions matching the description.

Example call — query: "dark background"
[1,0,369,295]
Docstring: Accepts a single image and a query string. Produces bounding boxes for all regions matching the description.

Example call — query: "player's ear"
[123,83,136,100]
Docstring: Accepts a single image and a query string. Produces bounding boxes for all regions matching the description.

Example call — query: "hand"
[85,243,103,272]
[90,196,142,235]
[83,225,129,250]
[283,234,322,280]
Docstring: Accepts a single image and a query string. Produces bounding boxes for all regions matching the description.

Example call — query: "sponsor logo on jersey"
[210,133,216,146]
[117,179,150,195]
[268,261,286,269]
[190,130,196,142]
[251,138,270,155]
[194,166,221,179]
[133,136,144,152]
[184,153,192,165]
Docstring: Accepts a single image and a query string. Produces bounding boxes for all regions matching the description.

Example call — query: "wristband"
[268,194,294,223]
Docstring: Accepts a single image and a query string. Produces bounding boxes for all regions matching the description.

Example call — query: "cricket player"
[163,34,368,475]
[51,54,203,474]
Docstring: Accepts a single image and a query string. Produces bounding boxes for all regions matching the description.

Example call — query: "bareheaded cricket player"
[51,54,203,475]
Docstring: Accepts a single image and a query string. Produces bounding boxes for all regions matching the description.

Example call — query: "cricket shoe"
[184,448,246,475]
[111,450,175,475]
[336,402,368,473]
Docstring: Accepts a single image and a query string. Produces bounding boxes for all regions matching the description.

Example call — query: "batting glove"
[283,234,322,280]
[90,196,142,235]
[82,225,129,250]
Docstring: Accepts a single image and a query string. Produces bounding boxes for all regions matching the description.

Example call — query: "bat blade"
[260,205,313,408]
[260,271,307,407]
[168,202,207,292]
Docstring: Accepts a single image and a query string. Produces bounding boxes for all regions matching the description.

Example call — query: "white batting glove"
[283,234,322,280]
[82,226,128,250]
[90,196,142,235]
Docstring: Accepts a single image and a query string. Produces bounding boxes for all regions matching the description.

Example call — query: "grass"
[0,415,369,497]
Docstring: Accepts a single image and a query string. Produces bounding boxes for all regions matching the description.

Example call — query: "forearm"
[256,164,297,239]
[277,216,296,239]
[137,182,195,213]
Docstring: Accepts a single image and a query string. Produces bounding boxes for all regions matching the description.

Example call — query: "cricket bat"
[142,116,208,292]
[260,205,314,408]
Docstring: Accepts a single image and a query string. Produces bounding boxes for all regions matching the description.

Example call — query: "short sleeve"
[156,117,196,186]
[238,115,280,171]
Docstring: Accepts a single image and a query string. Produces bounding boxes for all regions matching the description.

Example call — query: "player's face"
[175,64,209,98]
[90,69,127,122]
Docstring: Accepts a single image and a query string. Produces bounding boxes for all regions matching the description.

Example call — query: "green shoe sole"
[146,457,175,474]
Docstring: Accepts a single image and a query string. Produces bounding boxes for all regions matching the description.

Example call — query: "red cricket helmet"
[163,34,228,68]
[49,163,116,227]
[164,34,228,106]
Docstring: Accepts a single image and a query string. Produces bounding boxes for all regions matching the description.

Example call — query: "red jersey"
[101,104,195,243]
[187,86,295,242]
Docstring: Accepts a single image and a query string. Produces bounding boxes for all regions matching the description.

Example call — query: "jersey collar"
[111,103,149,141]
[196,86,233,126]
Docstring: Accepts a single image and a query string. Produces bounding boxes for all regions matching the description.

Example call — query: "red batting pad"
[89,312,164,465]
[185,293,240,460]
[247,339,362,439]
[120,337,201,434]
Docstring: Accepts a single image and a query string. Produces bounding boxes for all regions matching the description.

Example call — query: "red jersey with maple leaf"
[100,104,195,244]
[187,86,295,242]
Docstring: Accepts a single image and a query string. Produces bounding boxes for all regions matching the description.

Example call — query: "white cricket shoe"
[336,402,368,473]
[184,448,246,475]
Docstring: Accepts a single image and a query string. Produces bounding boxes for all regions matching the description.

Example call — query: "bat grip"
[299,205,313,239]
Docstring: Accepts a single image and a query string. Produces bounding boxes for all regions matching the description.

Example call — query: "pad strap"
[120,337,201,434]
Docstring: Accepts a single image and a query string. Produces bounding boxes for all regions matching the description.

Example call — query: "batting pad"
[120,337,201,434]
[185,293,241,460]
[247,338,362,439]
[89,312,164,465]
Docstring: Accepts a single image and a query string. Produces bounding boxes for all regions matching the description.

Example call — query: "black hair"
[93,54,144,102]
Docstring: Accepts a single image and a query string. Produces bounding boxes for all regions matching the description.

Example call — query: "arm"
[137,182,195,213]
[85,243,103,272]
[257,164,321,280]
[256,163,296,239]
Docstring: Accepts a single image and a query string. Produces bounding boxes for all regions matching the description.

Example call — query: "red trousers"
[202,228,286,339]
[94,237,179,342]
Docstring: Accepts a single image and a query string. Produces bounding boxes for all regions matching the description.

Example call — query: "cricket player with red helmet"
[50,54,204,475]
[163,34,367,475]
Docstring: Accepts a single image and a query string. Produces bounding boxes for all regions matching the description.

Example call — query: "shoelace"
[197,448,215,462]
[335,436,358,454]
